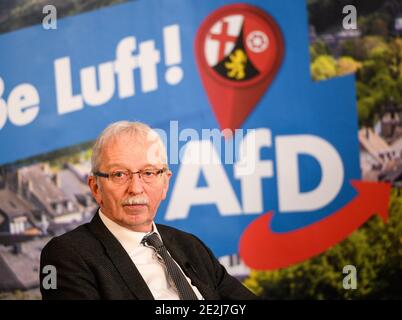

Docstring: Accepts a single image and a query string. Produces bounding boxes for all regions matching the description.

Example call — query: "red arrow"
[239,180,391,270]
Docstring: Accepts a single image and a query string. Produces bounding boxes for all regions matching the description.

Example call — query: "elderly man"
[40,121,256,300]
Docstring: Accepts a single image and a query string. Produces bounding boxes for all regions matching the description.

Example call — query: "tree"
[341,36,387,61]
[359,13,390,37]
[388,38,402,80]
[357,94,376,126]
[310,40,330,61]
[311,55,337,81]
[336,56,362,76]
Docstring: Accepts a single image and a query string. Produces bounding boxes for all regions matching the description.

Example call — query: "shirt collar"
[99,209,160,255]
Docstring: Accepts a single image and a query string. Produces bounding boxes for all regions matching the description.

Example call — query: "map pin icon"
[195,4,284,135]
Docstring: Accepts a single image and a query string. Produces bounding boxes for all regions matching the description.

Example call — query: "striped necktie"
[142,232,198,300]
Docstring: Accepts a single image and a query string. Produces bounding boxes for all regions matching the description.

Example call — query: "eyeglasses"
[94,168,167,185]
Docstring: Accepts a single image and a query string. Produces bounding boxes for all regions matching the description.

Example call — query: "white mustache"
[122,197,149,206]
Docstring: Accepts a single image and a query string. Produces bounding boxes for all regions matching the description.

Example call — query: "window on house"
[55,203,63,214]
[67,201,74,211]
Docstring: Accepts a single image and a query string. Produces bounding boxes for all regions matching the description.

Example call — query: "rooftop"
[0,189,35,219]
[0,237,50,291]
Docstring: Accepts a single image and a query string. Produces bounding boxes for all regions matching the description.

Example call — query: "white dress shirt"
[99,210,203,300]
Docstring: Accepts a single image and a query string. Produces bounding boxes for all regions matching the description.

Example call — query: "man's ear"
[161,170,172,200]
[88,175,102,206]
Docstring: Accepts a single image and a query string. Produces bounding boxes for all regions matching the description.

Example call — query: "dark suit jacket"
[40,212,257,300]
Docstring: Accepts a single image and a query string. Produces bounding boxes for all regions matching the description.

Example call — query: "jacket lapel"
[88,212,154,300]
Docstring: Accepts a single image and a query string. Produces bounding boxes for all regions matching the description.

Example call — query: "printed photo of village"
[0,0,401,299]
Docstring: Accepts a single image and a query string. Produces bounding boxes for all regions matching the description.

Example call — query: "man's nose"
[127,173,144,194]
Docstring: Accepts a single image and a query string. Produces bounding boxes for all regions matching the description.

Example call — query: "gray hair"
[91,121,168,173]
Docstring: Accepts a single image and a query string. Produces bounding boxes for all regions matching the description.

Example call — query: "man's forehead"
[101,132,166,165]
